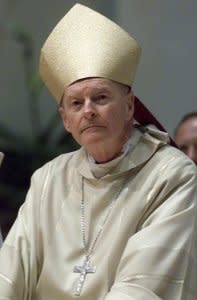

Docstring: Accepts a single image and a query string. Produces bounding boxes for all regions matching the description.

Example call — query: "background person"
[175,112,197,165]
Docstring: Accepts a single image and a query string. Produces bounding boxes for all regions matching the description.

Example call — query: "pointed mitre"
[39,3,141,103]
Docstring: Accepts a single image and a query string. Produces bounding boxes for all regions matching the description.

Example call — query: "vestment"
[0,126,196,300]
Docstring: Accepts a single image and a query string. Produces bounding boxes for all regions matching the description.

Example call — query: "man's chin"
[81,134,105,147]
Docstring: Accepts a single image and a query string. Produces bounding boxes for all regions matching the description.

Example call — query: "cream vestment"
[0,127,196,300]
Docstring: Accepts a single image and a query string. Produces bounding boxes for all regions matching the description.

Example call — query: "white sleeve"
[104,161,197,300]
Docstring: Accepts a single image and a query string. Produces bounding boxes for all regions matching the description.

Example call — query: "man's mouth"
[81,125,105,133]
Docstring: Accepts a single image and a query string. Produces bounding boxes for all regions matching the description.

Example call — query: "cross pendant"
[73,257,96,296]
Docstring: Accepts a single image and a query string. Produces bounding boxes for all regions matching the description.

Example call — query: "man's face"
[175,117,197,165]
[59,78,134,149]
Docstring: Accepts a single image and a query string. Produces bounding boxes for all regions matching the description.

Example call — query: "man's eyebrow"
[67,87,111,96]
[93,87,111,93]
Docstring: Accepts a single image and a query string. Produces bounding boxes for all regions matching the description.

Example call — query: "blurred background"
[0,0,196,238]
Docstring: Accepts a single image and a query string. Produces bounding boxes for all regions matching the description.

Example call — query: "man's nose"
[83,99,96,118]
[186,146,197,164]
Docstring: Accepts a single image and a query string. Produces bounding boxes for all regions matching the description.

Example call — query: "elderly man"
[0,4,196,300]
[175,112,197,165]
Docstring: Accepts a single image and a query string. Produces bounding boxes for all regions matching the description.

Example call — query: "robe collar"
[76,125,169,179]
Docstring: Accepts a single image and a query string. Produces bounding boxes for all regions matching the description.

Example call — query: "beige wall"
[115,0,197,135]
[0,0,196,141]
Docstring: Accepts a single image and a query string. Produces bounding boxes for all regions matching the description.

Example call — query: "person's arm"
[0,229,3,248]
[0,152,4,165]
[0,163,49,300]
[0,152,4,248]
[104,159,197,300]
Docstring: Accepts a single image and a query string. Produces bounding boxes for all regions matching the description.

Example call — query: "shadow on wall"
[0,26,79,239]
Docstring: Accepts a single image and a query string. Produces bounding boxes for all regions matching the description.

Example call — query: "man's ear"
[126,92,135,121]
[59,106,70,132]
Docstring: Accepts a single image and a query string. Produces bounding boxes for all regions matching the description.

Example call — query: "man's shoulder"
[33,148,81,178]
[153,144,197,176]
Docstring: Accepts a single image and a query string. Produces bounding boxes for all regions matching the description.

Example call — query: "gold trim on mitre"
[39,3,141,103]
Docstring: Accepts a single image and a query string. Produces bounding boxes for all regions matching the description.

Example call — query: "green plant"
[0,26,78,234]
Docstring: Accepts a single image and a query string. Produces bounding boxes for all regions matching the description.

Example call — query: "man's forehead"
[69,77,114,88]
[64,78,121,95]
[176,117,197,143]
[180,117,197,132]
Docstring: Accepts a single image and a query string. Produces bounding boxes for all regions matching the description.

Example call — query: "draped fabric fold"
[0,127,196,299]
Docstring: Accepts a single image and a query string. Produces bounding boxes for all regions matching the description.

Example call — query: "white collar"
[88,133,133,178]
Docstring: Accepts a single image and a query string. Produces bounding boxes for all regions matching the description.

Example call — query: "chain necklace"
[73,175,128,296]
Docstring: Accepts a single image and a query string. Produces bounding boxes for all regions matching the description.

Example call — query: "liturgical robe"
[0,126,196,300]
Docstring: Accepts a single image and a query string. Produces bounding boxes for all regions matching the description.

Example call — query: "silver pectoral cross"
[73,257,96,296]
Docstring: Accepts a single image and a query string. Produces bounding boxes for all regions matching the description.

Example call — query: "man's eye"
[95,94,108,102]
[71,100,82,107]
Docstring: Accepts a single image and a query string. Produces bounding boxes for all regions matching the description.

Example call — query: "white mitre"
[39,3,141,103]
